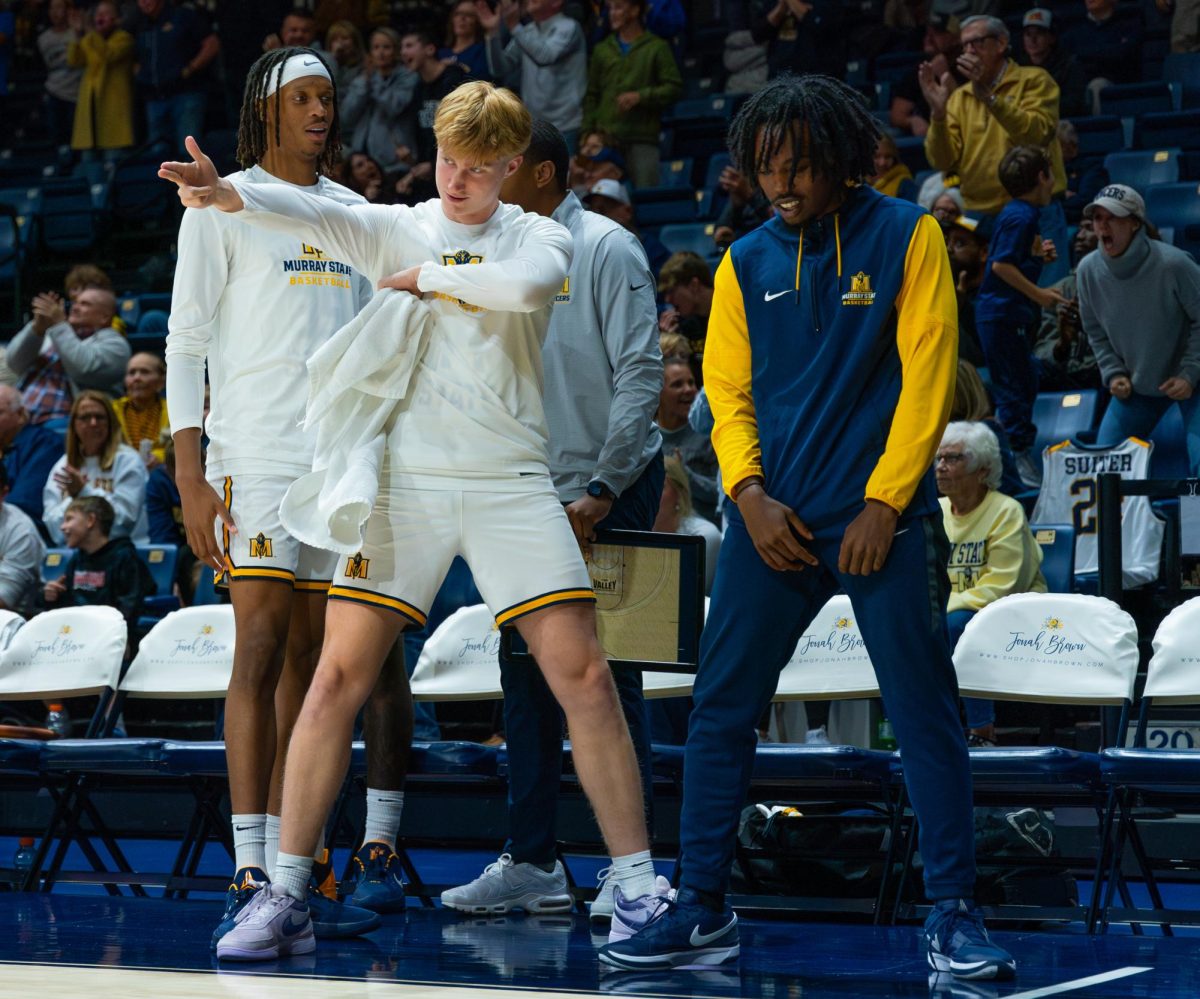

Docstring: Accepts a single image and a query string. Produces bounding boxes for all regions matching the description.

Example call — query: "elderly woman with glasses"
[936,420,1046,746]
[43,390,149,546]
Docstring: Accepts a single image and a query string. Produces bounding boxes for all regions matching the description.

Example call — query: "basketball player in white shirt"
[161,81,661,963]
[165,48,392,949]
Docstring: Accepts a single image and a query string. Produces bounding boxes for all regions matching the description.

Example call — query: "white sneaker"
[441,854,573,914]
[588,866,616,922]
[215,882,315,961]
[608,876,675,943]
[805,725,831,745]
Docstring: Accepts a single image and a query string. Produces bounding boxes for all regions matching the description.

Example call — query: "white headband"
[264,52,332,97]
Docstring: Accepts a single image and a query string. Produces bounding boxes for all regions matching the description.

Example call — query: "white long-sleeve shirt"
[228,183,573,487]
[165,166,372,480]
[43,445,150,545]
[0,502,46,616]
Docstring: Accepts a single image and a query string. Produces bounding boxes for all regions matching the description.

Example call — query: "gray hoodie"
[1077,230,1200,395]
[340,67,418,174]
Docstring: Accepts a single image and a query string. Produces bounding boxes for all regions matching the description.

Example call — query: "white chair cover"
[953,592,1138,704]
[774,595,882,701]
[0,609,25,652]
[0,606,127,700]
[411,604,503,702]
[1143,596,1200,705]
[122,606,236,698]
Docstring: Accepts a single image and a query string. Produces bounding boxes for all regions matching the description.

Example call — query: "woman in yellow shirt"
[112,352,169,468]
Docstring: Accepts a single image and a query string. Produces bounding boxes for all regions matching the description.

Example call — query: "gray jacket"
[542,193,662,501]
[1077,232,1200,395]
[6,320,130,399]
[340,68,418,173]
[486,14,587,133]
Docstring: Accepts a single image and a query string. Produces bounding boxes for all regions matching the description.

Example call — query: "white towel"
[279,291,434,554]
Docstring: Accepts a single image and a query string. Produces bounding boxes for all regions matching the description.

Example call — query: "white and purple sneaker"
[608,876,676,943]
[215,882,316,962]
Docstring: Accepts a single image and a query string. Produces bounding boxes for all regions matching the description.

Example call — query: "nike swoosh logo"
[893,528,909,537]
[280,914,309,937]
[629,283,647,292]
[302,59,320,67]
[689,919,734,947]
[764,290,790,302]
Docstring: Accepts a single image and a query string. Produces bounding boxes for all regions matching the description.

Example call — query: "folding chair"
[1029,524,1077,593]
[900,592,1140,926]
[1098,596,1200,933]
[136,543,180,625]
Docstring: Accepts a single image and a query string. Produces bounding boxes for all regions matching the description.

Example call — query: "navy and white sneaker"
[307,882,382,938]
[215,882,316,961]
[210,866,267,952]
[348,841,407,913]
[924,899,1016,981]
[598,887,739,970]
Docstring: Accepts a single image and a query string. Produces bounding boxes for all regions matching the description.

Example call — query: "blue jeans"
[1096,391,1200,475]
[680,508,977,901]
[501,453,665,864]
[946,608,993,729]
[976,314,1039,453]
[145,91,206,155]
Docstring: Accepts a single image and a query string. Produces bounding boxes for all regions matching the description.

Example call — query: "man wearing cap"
[941,215,991,369]
[585,179,671,275]
[1077,184,1200,474]
[1018,8,1088,119]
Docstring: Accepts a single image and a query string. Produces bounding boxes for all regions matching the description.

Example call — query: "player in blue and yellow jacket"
[600,75,1017,982]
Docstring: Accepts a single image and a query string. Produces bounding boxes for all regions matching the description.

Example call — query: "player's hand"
[838,500,899,577]
[53,464,87,498]
[1109,375,1133,400]
[565,494,613,556]
[177,474,236,572]
[159,136,243,212]
[738,484,818,572]
[377,265,423,294]
[615,91,641,113]
[1160,376,1194,401]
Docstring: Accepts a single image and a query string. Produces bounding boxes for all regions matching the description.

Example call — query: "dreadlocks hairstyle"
[236,47,343,175]
[727,74,880,190]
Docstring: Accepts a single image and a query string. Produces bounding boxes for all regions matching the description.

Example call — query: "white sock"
[362,788,405,851]
[232,813,267,874]
[274,851,313,902]
[265,814,280,880]
[612,850,656,900]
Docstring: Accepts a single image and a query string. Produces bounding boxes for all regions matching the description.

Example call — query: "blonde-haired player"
[161,81,662,963]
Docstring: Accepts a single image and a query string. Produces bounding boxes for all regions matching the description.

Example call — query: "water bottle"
[45,703,70,738]
[13,837,35,875]
[876,717,898,751]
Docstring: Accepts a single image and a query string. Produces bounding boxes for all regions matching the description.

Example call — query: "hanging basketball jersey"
[1031,437,1163,588]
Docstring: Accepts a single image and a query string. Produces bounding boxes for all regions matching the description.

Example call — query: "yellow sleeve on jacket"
[947,500,1035,613]
[704,252,762,498]
[865,213,958,512]
[924,98,962,173]
[990,64,1059,147]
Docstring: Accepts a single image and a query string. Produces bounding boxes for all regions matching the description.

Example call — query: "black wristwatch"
[587,480,614,501]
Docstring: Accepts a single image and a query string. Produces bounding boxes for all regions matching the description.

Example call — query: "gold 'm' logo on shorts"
[345,553,370,579]
[249,533,273,558]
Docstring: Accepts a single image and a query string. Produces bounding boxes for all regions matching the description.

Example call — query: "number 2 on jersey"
[1071,478,1097,535]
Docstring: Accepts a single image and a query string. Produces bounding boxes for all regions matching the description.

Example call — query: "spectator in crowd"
[890,11,964,138]
[145,435,196,604]
[43,391,149,547]
[41,494,154,640]
[394,28,468,203]
[712,163,772,249]
[591,0,687,46]
[480,0,587,151]
[325,20,366,94]
[932,188,964,222]
[570,141,628,197]
[723,27,768,94]
[440,0,489,80]
[584,178,671,275]
[656,355,720,524]
[1018,9,1088,120]
[950,361,1025,498]
[936,420,1046,746]
[113,352,169,467]
[312,0,390,36]
[1078,184,1200,474]
[654,454,721,592]
[341,26,418,177]
[345,150,397,202]
[263,7,318,52]
[657,252,713,363]
[581,0,682,189]
[66,0,134,160]
[6,286,129,424]
[1032,208,1100,391]
[920,15,1066,216]
[1058,119,1107,224]
[974,146,1067,487]
[941,214,990,367]
[751,0,845,81]
[38,0,82,148]
[132,0,220,155]
[869,133,914,198]
[1063,0,1144,95]
[0,385,63,526]
[63,263,113,302]
[0,462,46,617]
